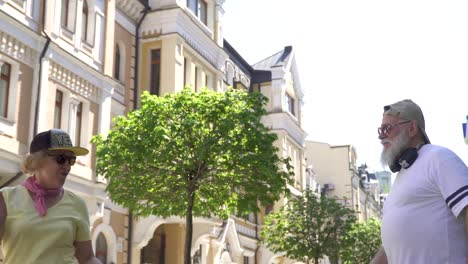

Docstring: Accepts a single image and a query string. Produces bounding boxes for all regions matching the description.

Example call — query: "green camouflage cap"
[383,99,430,143]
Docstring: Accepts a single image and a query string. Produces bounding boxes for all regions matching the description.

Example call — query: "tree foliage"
[341,217,382,264]
[261,189,357,264]
[92,88,293,264]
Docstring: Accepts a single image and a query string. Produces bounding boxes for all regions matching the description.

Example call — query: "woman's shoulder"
[0,185,25,197]
[64,189,86,203]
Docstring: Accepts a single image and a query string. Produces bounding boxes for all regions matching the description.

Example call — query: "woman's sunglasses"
[48,153,77,166]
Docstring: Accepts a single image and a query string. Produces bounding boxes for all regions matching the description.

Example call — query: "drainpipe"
[132,6,150,110]
[254,212,259,264]
[127,6,149,264]
[34,0,51,135]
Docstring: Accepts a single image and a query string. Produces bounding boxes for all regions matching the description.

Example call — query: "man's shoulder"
[420,144,459,160]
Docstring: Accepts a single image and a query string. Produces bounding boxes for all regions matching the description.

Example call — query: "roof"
[252,46,293,71]
[223,39,272,84]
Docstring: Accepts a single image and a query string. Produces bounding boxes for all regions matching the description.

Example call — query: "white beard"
[380,130,411,168]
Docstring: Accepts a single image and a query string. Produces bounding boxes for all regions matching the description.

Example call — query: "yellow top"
[1,185,91,264]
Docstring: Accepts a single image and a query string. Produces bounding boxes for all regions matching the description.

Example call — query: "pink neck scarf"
[22,176,64,217]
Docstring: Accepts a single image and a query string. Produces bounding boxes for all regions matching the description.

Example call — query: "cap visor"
[48,147,89,156]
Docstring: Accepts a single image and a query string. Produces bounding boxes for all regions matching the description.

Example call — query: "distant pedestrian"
[371,99,468,264]
[0,129,102,264]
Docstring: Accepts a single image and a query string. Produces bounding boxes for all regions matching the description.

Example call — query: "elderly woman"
[0,129,102,264]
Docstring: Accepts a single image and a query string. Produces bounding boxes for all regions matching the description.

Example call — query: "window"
[61,0,69,27]
[265,204,273,215]
[52,90,89,157]
[199,0,207,25]
[11,0,26,9]
[187,0,208,25]
[0,58,19,136]
[150,49,161,95]
[54,90,63,128]
[183,57,187,87]
[74,102,82,146]
[243,256,249,264]
[285,93,295,116]
[187,0,197,15]
[203,73,207,88]
[81,0,89,41]
[0,63,11,118]
[114,45,121,81]
[61,0,77,32]
[194,67,198,91]
[95,233,107,263]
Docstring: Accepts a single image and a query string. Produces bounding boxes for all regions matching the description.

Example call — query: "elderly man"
[371,99,468,264]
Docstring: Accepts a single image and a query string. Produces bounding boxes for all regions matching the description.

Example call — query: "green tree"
[261,189,357,264]
[92,88,293,264]
[341,217,382,264]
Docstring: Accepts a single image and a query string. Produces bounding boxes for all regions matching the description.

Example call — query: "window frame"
[199,0,207,25]
[81,0,89,42]
[74,101,82,146]
[150,49,161,96]
[114,45,121,81]
[0,56,20,137]
[54,88,90,164]
[187,0,208,25]
[95,233,108,264]
[61,0,77,33]
[0,63,11,118]
[285,93,295,116]
[54,90,64,128]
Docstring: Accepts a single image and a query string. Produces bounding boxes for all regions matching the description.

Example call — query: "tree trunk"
[184,187,195,264]
[314,256,319,264]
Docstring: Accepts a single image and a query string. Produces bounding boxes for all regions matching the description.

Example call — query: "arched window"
[96,233,107,263]
[114,45,121,81]
[81,0,89,41]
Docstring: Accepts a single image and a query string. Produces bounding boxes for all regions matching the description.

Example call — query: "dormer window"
[187,0,208,25]
[285,93,295,116]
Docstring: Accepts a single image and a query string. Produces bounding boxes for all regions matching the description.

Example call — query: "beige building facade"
[0,0,311,263]
[304,141,382,222]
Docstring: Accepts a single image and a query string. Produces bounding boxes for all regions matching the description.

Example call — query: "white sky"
[223,0,468,171]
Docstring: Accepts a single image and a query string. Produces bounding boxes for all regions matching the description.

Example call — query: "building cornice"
[0,12,41,66]
[116,0,145,22]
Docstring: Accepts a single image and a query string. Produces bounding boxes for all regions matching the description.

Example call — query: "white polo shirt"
[381,144,468,264]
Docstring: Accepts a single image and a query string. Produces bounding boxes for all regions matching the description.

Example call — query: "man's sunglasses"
[48,153,77,166]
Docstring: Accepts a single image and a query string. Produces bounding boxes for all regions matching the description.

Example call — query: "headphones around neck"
[389,144,425,173]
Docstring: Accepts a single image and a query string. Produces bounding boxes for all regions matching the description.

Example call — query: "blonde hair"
[21,151,48,175]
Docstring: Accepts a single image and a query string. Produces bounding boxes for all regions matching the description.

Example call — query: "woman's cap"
[30,129,89,156]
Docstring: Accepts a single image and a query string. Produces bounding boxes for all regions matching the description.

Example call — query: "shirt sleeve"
[74,193,91,242]
[431,147,468,218]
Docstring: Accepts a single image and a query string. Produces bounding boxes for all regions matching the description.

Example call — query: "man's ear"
[409,120,419,137]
